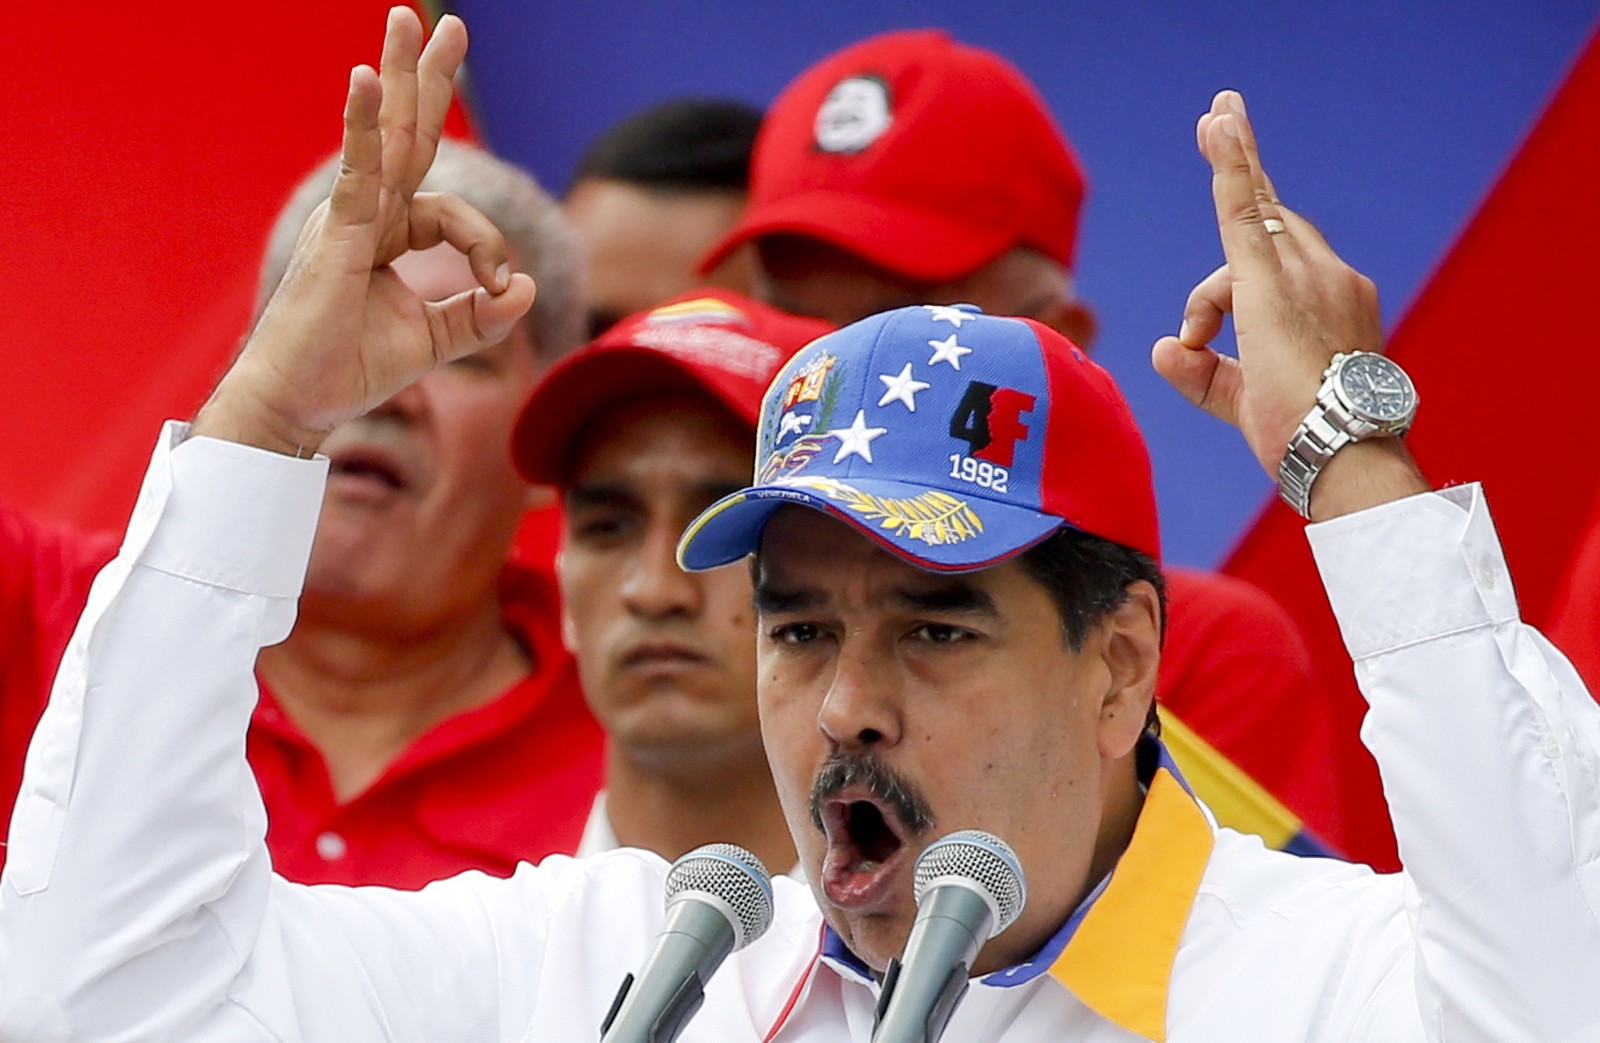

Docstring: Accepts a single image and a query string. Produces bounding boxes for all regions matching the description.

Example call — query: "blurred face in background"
[752,235,1095,349]
[565,179,756,339]
[305,244,545,634]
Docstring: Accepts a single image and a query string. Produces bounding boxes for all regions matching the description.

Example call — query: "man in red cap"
[511,289,832,872]
[701,30,1349,859]
[698,30,1095,342]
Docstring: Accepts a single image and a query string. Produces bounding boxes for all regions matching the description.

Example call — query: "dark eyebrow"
[753,583,820,615]
[563,484,639,512]
[896,581,997,618]
[566,479,746,516]
[752,578,997,617]
[586,308,627,341]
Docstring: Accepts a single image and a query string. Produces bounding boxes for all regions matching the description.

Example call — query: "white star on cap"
[827,410,888,464]
[777,412,813,439]
[928,334,973,370]
[877,363,931,412]
[924,304,977,328]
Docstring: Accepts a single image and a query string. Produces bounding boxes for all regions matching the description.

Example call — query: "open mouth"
[819,792,911,908]
[843,799,903,866]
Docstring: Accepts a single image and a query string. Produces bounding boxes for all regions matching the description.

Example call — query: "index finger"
[327,65,384,234]
[1201,92,1283,208]
[1206,111,1282,280]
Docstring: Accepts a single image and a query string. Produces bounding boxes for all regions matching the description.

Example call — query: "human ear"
[1095,580,1161,759]
[1042,298,1098,353]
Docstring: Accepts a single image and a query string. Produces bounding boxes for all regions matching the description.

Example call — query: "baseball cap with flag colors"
[676,303,1158,574]
[513,289,834,486]
[698,30,1088,283]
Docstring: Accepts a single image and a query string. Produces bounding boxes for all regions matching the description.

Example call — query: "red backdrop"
[0,3,472,535]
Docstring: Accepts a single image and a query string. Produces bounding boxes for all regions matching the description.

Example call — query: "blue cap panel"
[759,305,1052,505]
[682,304,1068,571]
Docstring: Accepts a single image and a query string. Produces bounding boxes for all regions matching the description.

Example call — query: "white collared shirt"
[576,791,620,858]
[3,426,1599,1041]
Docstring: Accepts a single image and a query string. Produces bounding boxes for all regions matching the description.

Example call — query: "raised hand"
[193,8,536,457]
[1151,90,1425,519]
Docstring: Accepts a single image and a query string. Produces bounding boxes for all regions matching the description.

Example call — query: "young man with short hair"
[511,289,831,871]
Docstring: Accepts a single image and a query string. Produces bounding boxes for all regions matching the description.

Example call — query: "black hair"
[1015,526,1167,735]
[569,97,764,194]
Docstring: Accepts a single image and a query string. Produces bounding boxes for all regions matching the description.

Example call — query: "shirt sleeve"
[0,426,582,1042]
[1309,483,1600,1042]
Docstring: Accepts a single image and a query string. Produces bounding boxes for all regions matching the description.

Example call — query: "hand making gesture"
[1152,90,1427,520]
[193,7,535,456]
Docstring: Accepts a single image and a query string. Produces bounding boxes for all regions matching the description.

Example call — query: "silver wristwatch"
[1277,351,1418,518]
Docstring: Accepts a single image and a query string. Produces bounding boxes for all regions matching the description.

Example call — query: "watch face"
[1338,353,1416,423]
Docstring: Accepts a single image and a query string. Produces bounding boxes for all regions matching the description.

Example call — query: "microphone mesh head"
[912,829,1027,935]
[665,843,775,950]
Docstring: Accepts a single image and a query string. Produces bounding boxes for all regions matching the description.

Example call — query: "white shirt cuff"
[1307,482,1519,661]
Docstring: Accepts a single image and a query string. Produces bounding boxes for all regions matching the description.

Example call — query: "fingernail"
[1226,91,1246,118]
[1220,115,1241,141]
[495,263,511,292]
[1179,319,1191,343]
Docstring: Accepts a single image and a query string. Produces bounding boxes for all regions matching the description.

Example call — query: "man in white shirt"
[511,287,830,873]
[2,11,1598,1042]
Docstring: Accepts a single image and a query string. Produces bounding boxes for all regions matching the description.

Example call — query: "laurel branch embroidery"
[795,478,984,546]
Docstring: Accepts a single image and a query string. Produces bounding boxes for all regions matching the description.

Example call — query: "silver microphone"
[599,843,775,1043]
[871,830,1027,1043]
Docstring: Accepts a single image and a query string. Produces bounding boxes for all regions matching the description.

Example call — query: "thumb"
[1151,335,1242,427]
[424,272,537,364]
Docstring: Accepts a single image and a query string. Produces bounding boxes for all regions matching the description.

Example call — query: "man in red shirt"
[700,30,1347,856]
[0,141,603,888]
[512,289,831,872]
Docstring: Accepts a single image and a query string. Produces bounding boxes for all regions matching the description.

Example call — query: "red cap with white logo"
[699,30,1087,282]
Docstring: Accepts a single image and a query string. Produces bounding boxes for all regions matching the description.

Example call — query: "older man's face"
[753,507,1136,975]
[306,245,544,627]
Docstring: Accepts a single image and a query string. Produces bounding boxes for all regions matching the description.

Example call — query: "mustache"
[809,751,936,837]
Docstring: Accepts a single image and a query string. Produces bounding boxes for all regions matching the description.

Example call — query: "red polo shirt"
[0,501,602,889]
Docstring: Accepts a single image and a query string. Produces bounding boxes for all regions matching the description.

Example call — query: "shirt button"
[315,831,348,860]
[1543,739,1563,761]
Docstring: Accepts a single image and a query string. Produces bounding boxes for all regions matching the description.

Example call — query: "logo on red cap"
[814,75,893,154]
